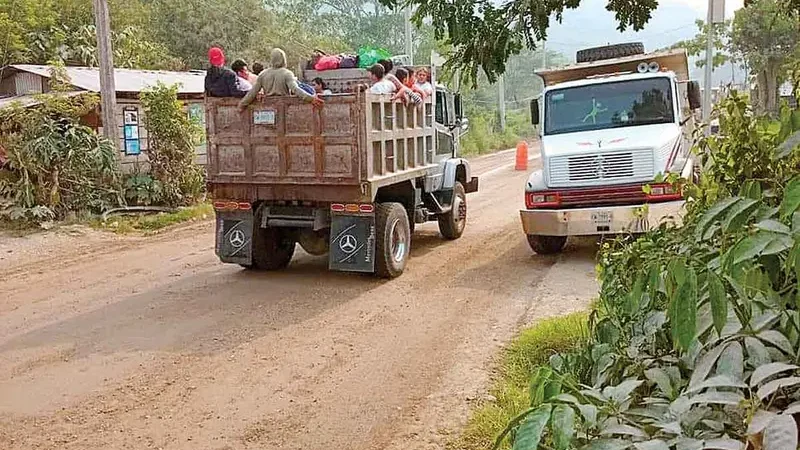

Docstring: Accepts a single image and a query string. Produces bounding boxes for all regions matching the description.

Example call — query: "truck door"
[435,88,456,161]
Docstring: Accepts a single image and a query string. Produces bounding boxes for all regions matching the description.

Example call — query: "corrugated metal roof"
[0,91,87,109]
[8,65,206,94]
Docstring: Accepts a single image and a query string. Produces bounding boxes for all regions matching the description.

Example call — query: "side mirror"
[454,93,463,119]
[530,100,540,125]
[687,81,702,110]
[460,117,469,134]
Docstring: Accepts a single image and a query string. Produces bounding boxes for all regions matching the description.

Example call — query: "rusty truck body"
[206,66,476,278]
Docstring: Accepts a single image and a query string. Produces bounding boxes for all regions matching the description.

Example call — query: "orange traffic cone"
[515,141,528,171]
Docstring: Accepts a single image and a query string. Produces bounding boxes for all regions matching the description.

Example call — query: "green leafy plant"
[0,63,122,224]
[493,93,800,450]
[123,173,163,206]
[139,82,205,207]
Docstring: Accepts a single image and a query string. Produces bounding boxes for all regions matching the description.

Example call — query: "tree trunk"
[756,71,768,114]
[764,61,780,116]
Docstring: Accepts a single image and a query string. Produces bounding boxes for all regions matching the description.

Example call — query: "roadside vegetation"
[0,63,123,226]
[452,313,588,450]
[464,93,800,449]
[93,202,213,234]
[0,69,208,231]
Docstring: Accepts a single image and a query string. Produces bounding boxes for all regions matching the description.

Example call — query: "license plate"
[591,211,612,225]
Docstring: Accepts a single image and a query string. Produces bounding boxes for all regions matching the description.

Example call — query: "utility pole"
[404,7,413,62]
[702,2,714,128]
[703,0,725,132]
[93,0,119,150]
[498,74,506,132]
[542,40,547,69]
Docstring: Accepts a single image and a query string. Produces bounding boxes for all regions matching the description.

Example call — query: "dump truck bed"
[206,92,436,203]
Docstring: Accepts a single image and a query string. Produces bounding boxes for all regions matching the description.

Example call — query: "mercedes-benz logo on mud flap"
[339,234,358,253]
[229,229,246,248]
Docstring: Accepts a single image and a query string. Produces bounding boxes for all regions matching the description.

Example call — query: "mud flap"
[215,209,254,266]
[328,212,376,273]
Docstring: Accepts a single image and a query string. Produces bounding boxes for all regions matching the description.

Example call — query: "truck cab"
[520,46,702,254]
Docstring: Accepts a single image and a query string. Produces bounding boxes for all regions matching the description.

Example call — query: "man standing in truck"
[238,48,324,111]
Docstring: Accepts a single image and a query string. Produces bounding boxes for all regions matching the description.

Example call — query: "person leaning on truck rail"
[204,47,249,98]
[393,67,423,106]
[238,47,324,111]
[230,59,254,92]
[415,68,433,96]
[367,64,396,94]
[231,58,257,86]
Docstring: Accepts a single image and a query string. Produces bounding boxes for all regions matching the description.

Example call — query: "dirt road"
[0,146,598,450]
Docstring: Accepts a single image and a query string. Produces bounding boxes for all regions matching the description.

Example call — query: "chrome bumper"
[519,201,685,237]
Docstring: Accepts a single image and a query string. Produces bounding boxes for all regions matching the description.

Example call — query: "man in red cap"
[204,47,249,98]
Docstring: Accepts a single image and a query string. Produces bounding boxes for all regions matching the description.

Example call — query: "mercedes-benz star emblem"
[229,229,246,247]
[593,155,607,179]
[339,234,358,253]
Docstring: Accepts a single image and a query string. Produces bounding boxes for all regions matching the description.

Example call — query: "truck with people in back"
[206,53,476,278]
[520,43,702,254]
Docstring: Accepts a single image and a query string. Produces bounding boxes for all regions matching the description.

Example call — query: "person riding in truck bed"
[238,48,324,111]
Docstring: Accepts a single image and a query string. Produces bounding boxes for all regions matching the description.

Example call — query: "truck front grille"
[549,149,654,187]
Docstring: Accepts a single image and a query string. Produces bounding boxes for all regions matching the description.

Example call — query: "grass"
[93,202,214,234]
[450,312,588,450]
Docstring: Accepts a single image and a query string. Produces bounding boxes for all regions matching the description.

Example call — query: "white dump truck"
[520,43,702,254]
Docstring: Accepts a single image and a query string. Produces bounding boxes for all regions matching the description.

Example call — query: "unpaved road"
[0,145,598,450]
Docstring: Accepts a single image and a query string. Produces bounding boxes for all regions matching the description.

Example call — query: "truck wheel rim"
[390,218,407,263]
[455,194,466,230]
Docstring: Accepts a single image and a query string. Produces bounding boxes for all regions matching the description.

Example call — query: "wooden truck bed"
[206,92,436,203]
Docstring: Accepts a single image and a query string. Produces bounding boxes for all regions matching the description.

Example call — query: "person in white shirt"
[231,59,255,90]
[312,77,333,95]
[415,67,434,95]
[367,64,396,95]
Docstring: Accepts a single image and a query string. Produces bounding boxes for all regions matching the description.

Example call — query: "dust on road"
[0,147,598,450]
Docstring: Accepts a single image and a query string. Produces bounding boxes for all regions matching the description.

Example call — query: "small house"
[0,65,208,169]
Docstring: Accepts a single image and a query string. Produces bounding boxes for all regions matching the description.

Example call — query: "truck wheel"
[375,202,410,279]
[576,42,644,63]
[438,181,467,240]
[526,235,567,255]
[249,226,296,270]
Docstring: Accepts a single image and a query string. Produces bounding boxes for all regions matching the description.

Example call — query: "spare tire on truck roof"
[576,42,645,63]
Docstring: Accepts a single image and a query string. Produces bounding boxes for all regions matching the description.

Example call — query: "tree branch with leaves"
[377,0,660,84]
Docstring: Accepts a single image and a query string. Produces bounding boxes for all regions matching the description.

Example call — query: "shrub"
[139,82,205,206]
[0,63,122,224]
[494,94,800,450]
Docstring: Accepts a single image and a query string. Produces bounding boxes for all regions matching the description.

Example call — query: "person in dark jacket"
[204,47,248,98]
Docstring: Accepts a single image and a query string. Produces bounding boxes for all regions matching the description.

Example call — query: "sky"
[669,0,744,16]
[541,0,747,86]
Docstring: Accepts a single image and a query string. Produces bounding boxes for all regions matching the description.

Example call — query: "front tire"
[438,181,467,240]
[375,202,411,279]
[248,225,296,270]
[526,235,567,255]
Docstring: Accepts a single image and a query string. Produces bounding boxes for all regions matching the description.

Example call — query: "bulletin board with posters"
[123,106,141,155]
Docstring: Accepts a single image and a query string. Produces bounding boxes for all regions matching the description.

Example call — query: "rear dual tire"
[244,221,296,271]
[375,202,411,279]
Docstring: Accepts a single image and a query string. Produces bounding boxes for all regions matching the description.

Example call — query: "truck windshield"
[544,77,674,135]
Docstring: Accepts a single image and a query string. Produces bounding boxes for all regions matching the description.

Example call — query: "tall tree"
[377,0,661,83]
[670,19,739,70]
[731,0,800,113]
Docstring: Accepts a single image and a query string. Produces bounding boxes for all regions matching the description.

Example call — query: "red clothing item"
[208,47,225,67]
